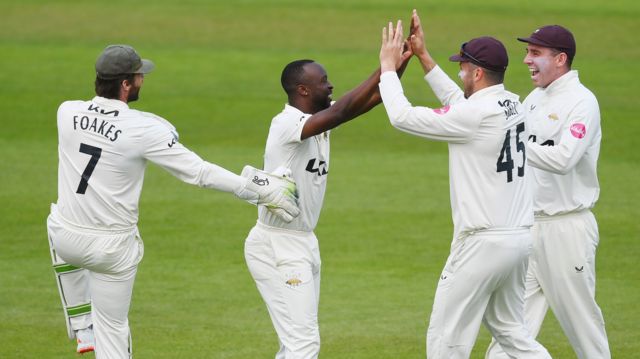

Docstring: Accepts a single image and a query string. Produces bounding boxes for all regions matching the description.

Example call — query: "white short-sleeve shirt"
[258,104,330,232]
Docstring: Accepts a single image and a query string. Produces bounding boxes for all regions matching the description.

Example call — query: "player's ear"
[555,52,568,68]
[121,78,132,90]
[473,66,483,82]
[119,78,132,99]
[296,84,309,97]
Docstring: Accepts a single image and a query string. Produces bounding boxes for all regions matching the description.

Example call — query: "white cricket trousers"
[245,221,321,359]
[48,230,92,339]
[427,228,550,359]
[486,210,610,359]
[47,204,143,359]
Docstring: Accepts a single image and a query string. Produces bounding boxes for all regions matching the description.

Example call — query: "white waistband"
[51,203,137,236]
[460,226,531,238]
[534,209,591,221]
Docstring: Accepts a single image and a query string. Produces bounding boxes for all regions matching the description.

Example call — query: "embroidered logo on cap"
[570,123,586,139]
[433,105,450,115]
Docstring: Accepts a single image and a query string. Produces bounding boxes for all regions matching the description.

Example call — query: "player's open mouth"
[529,68,539,77]
[328,93,332,100]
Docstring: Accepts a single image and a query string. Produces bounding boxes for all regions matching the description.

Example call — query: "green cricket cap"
[95,44,155,79]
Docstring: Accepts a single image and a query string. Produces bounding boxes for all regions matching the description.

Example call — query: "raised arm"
[359,38,413,111]
[409,9,437,75]
[301,20,411,140]
[409,9,465,106]
[378,18,478,143]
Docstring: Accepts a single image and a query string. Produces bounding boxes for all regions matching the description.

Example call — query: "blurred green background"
[1,0,638,357]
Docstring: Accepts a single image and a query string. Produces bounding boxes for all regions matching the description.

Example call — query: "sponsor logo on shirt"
[88,103,119,117]
[570,122,586,139]
[432,105,450,115]
[168,132,178,147]
[306,158,328,176]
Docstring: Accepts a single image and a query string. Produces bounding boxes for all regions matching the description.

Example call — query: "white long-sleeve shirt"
[524,71,601,216]
[55,96,245,230]
[379,66,533,240]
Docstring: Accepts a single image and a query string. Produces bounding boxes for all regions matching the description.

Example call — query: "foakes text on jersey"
[72,115,122,142]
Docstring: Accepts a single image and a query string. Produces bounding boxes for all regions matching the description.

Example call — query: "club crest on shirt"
[570,122,586,139]
[547,113,559,121]
[432,105,450,115]
[285,272,303,287]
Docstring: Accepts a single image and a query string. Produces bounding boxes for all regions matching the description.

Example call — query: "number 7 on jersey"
[76,143,102,194]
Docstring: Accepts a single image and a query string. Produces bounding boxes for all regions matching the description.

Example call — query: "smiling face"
[523,44,568,88]
[300,62,334,113]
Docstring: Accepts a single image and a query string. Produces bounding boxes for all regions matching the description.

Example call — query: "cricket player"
[244,22,412,359]
[486,25,611,359]
[47,44,300,358]
[378,11,550,358]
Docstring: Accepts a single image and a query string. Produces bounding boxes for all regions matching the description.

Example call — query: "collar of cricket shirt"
[92,96,130,111]
[284,103,311,117]
[542,70,579,95]
[467,83,506,100]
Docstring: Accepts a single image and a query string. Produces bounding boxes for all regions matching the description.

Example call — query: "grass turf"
[0,0,638,357]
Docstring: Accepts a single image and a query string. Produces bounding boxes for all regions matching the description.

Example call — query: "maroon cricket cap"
[518,25,576,61]
[449,36,508,73]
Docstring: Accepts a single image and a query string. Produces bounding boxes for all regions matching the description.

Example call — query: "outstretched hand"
[409,9,437,73]
[235,166,300,223]
[409,9,427,57]
[380,20,406,73]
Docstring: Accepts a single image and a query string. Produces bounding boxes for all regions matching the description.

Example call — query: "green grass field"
[1,0,639,357]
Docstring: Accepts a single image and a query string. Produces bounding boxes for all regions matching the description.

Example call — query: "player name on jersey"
[498,99,519,119]
[72,104,122,142]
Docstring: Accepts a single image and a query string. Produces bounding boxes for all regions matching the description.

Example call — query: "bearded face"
[126,74,144,102]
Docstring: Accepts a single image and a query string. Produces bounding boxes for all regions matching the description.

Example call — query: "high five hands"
[380,9,436,74]
[380,19,413,73]
[380,20,407,73]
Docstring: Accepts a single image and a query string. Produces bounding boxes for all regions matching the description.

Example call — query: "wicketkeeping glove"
[235,165,300,222]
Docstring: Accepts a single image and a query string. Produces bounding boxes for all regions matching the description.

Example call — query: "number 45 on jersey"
[497,122,525,183]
